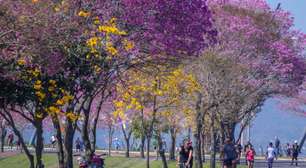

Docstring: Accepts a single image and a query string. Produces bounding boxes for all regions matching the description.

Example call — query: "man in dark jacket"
[221,138,238,168]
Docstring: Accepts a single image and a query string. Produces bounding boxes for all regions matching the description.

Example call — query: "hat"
[294,140,298,144]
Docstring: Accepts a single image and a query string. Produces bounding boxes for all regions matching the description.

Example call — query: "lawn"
[0,154,247,168]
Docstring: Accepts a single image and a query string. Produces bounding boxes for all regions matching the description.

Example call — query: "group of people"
[220,138,301,168]
[177,139,194,168]
[3,132,21,151]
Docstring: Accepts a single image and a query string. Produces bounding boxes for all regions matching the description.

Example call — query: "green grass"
[0,154,58,168]
[0,154,247,168]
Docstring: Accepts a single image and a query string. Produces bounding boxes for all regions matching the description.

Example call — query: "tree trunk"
[82,115,92,161]
[52,117,64,168]
[194,122,203,168]
[210,130,217,168]
[194,92,203,168]
[82,98,94,161]
[298,128,306,152]
[19,131,35,168]
[91,95,104,152]
[146,136,151,168]
[121,125,132,158]
[140,135,145,158]
[0,126,6,152]
[125,138,130,157]
[108,125,114,156]
[210,110,217,168]
[35,119,44,168]
[201,131,206,163]
[224,122,236,141]
[4,113,34,168]
[157,131,168,168]
[64,120,74,168]
[169,127,176,160]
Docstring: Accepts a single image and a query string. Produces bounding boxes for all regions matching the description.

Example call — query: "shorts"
[247,160,254,163]
[223,159,233,166]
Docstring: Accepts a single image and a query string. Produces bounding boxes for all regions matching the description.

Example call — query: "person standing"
[245,145,255,168]
[221,138,237,168]
[177,145,187,168]
[185,140,193,168]
[291,140,299,166]
[266,142,276,168]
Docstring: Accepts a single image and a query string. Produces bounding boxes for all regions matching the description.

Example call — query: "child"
[246,145,255,168]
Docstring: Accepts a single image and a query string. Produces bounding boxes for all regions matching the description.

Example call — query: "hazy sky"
[267,0,306,32]
[245,1,306,148]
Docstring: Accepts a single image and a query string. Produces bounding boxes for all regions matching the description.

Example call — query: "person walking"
[50,135,56,148]
[285,143,291,157]
[245,145,255,168]
[221,138,238,168]
[244,141,252,165]
[236,142,243,165]
[7,132,14,150]
[75,137,81,153]
[274,137,280,158]
[177,144,187,168]
[291,140,299,166]
[266,142,276,168]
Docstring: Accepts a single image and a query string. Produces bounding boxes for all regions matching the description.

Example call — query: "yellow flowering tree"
[113,67,199,167]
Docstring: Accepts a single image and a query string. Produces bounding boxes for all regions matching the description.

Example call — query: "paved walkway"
[249,160,306,168]
[0,151,18,158]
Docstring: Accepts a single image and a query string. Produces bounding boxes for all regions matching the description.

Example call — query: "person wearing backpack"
[221,138,237,168]
[291,140,299,166]
[245,145,255,168]
[266,142,276,168]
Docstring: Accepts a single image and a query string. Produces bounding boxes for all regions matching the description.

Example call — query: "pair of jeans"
[267,158,274,168]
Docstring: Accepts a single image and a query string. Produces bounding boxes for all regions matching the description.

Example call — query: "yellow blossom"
[98,25,127,35]
[36,113,43,119]
[56,99,64,106]
[66,112,78,121]
[48,86,55,92]
[32,68,40,77]
[32,0,39,3]
[123,39,134,51]
[54,6,60,12]
[48,106,60,114]
[106,42,118,55]
[49,80,56,85]
[114,100,124,108]
[94,65,101,73]
[62,95,73,102]
[94,17,100,25]
[86,37,101,47]
[78,11,90,17]
[35,91,46,101]
[17,59,26,65]
[34,84,42,90]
